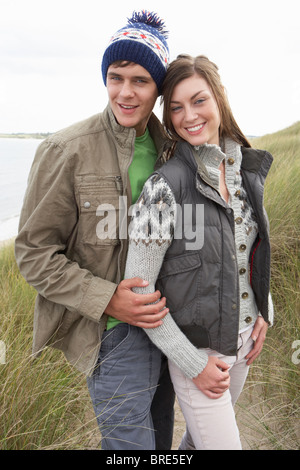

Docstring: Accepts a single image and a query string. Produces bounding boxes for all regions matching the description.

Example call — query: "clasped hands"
[192,316,268,399]
[105,278,268,399]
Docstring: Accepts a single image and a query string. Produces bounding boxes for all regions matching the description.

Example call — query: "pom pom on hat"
[127,10,169,38]
[101,10,169,95]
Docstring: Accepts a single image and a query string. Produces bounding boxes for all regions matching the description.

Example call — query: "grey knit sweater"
[124,139,260,379]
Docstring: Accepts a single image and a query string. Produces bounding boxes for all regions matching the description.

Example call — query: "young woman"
[124,55,274,450]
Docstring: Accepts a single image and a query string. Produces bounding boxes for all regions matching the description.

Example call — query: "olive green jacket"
[15,105,167,375]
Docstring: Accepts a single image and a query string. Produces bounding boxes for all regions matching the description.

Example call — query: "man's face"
[106,63,158,137]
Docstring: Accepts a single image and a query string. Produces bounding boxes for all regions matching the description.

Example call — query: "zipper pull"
[115,176,122,191]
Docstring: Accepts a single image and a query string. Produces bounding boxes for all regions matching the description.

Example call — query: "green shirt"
[106,127,158,331]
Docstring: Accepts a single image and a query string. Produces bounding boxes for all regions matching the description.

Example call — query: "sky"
[0,0,299,137]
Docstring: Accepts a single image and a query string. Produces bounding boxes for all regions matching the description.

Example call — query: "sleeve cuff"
[79,277,117,323]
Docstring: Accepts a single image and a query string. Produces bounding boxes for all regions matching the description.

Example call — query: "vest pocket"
[157,251,201,278]
[157,252,201,315]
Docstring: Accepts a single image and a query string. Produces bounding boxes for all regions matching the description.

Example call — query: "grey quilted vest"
[155,141,273,356]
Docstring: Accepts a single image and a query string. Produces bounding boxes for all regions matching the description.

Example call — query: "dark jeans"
[87,323,175,450]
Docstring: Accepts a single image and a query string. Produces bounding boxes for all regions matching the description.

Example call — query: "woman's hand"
[192,356,230,399]
[246,316,268,365]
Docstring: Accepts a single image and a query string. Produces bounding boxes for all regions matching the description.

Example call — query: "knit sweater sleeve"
[124,174,208,379]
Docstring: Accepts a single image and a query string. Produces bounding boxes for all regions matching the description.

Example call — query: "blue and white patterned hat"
[101,10,169,95]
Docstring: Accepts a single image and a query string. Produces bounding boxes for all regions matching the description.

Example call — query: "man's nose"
[120,81,135,98]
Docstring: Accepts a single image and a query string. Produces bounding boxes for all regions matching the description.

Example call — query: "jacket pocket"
[77,176,122,246]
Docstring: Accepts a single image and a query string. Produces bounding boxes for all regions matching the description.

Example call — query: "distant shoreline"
[0,133,52,140]
[1,132,259,140]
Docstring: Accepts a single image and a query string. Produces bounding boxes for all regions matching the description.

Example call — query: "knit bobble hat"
[101,10,169,95]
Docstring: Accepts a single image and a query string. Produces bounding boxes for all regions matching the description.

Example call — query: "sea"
[0,138,41,242]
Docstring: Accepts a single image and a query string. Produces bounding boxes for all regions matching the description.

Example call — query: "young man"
[15,11,175,450]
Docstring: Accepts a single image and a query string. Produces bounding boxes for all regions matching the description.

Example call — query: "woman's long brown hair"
[162,54,251,148]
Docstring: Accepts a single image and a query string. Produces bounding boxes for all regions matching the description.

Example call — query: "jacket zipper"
[116,136,135,283]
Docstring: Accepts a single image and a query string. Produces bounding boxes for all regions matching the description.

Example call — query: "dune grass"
[235,122,300,450]
[0,243,99,450]
[0,122,299,449]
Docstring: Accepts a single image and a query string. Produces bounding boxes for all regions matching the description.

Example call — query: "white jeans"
[168,327,254,450]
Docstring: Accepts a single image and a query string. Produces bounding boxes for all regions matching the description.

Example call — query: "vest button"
[83,201,91,209]
[242,292,249,299]
[235,217,243,224]
[228,157,235,165]
[245,316,252,324]
[239,244,247,252]
[239,268,246,275]
[235,190,241,197]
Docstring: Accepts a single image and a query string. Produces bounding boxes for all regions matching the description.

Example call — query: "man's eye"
[109,76,121,81]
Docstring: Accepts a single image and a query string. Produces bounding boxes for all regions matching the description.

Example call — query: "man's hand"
[192,356,231,399]
[104,277,169,328]
[246,316,268,365]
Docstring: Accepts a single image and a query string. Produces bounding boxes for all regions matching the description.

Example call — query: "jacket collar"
[104,105,135,149]
[103,104,167,157]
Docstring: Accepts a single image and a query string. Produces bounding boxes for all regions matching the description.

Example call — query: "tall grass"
[236,122,300,450]
[0,122,299,449]
[0,243,100,449]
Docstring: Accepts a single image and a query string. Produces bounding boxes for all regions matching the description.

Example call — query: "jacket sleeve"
[15,139,117,323]
[125,174,208,378]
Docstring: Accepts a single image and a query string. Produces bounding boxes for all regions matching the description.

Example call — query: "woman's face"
[169,73,221,146]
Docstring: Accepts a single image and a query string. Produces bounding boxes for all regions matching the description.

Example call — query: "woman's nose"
[184,106,198,122]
